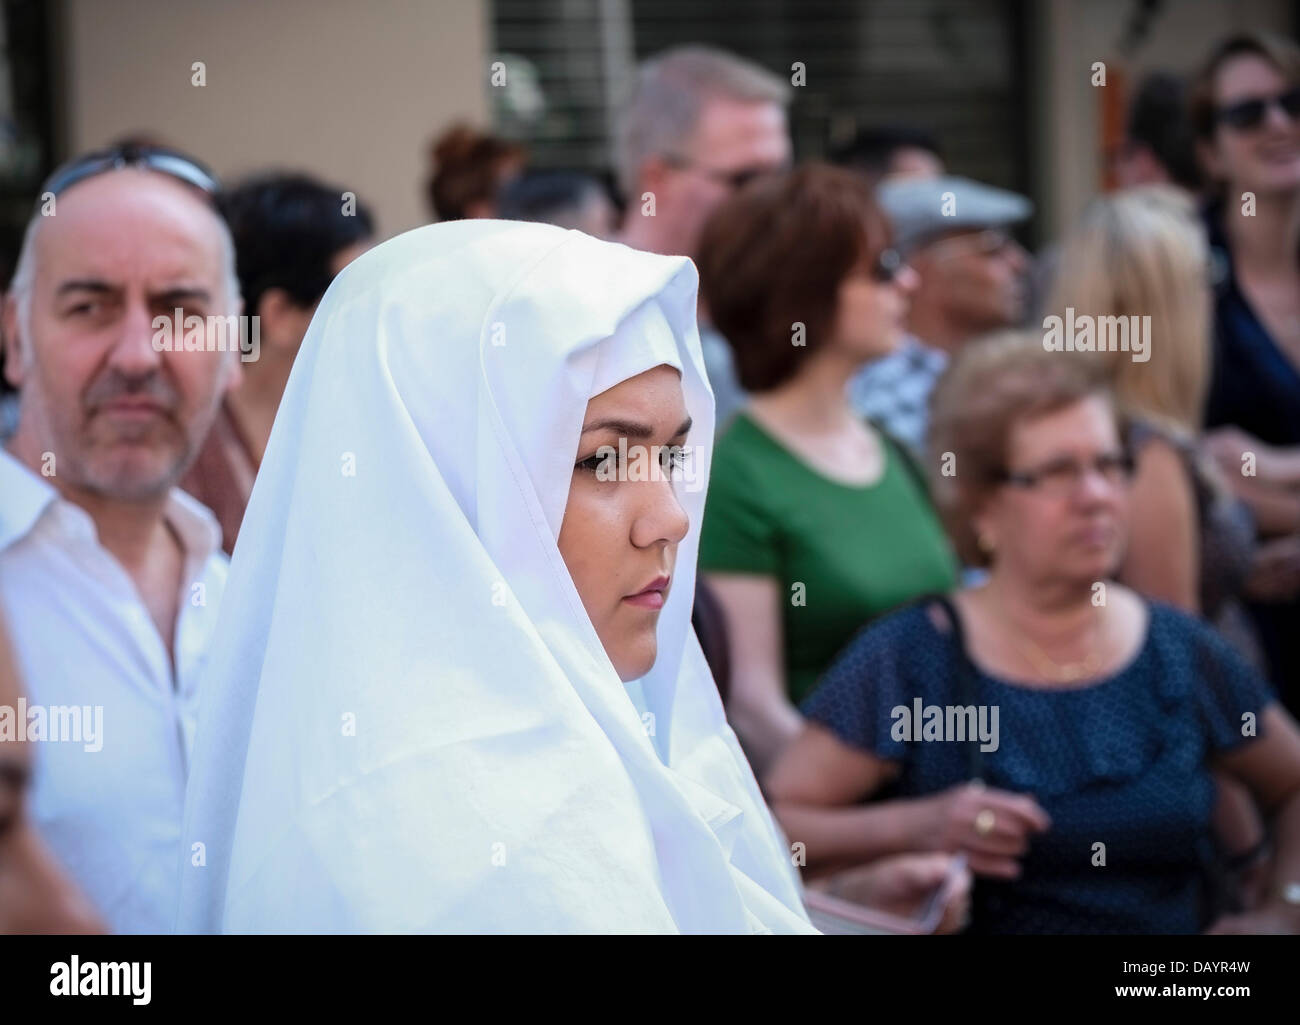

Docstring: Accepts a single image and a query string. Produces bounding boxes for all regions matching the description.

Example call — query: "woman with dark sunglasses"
[694,164,959,779]
[1190,33,1300,716]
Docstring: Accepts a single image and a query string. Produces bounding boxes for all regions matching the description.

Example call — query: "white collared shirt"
[0,448,227,933]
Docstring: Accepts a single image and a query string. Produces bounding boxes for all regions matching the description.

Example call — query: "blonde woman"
[1047,185,1269,910]
[1047,185,1260,656]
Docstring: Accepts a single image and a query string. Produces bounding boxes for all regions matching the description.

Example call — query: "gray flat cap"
[876,175,1033,253]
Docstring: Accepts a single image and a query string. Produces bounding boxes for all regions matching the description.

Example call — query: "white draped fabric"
[176,220,816,934]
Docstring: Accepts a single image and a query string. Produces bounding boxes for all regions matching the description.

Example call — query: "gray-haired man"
[615,45,792,428]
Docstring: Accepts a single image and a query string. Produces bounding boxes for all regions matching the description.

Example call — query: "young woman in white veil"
[175,219,818,933]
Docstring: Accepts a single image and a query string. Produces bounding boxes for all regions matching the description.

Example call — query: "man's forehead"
[913,226,999,257]
[35,170,225,284]
[691,97,789,153]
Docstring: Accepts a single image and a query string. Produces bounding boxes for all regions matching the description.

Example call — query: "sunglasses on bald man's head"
[1215,87,1300,132]
[39,143,220,203]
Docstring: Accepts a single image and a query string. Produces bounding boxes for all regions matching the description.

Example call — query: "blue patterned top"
[801,598,1275,934]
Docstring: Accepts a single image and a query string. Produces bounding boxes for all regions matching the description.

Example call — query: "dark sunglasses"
[40,143,220,202]
[1215,87,1300,132]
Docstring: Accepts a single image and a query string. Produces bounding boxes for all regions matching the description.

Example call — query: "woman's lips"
[1073,524,1114,548]
[624,575,670,609]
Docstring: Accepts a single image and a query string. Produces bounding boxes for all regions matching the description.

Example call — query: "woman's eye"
[575,446,619,476]
[659,445,687,474]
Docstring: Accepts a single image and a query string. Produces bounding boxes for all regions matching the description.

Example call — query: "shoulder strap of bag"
[929,594,985,782]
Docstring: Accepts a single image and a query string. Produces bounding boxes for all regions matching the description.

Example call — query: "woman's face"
[975,395,1130,589]
[829,256,918,364]
[1204,54,1300,195]
[558,364,692,681]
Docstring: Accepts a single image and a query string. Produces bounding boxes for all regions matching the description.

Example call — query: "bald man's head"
[3,169,242,501]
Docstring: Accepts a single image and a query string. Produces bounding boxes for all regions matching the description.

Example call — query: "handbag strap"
[930,595,985,782]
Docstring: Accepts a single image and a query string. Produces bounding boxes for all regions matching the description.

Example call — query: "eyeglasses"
[997,451,1134,497]
[39,143,220,203]
[1215,87,1300,132]
[661,153,782,191]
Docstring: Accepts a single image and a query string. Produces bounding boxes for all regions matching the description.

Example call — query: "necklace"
[1004,631,1103,683]
[993,595,1107,683]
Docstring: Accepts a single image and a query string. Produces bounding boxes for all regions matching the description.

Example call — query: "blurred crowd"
[2,30,1300,935]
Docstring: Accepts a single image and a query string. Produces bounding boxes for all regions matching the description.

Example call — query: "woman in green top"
[696,164,958,775]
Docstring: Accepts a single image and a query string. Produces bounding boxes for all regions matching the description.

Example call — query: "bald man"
[0,146,237,932]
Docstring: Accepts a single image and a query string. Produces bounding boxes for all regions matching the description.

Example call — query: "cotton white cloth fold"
[175,220,816,933]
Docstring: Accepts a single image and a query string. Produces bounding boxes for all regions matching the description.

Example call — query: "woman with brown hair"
[766,333,1300,934]
[425,122,525,222]
[695,163,958,777]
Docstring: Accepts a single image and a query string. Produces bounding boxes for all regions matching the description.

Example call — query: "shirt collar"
[901,333,947,365]
[0,445,224,564]
[164,485,224,568]
[0,446,59,552]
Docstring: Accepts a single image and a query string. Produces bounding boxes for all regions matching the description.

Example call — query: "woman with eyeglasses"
[695,163,959,779]
[764,333,1300,934]
[1048,186,1263,660]
[1191,32,1300,714]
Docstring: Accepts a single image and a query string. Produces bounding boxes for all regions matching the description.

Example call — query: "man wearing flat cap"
[850,175,1033,455]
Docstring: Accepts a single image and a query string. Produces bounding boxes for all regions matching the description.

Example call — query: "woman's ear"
[971,497,1000,562]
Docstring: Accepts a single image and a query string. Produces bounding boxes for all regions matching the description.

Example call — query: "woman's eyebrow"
[579,416,694,438]
[580,418,653,438]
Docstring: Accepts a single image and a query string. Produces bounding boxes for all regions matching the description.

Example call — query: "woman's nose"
[632,471,690,549]
[894,265,921,294]
[1074,463,1122,505]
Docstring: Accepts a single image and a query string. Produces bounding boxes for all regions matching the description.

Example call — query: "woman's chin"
[611,635,659,682]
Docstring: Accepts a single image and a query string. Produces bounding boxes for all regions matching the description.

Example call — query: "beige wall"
[1035,0,1292,240]
[58,0,490,237]
[52,0,1298,244]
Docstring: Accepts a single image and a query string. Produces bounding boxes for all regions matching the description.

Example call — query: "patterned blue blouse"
[801,598,1275,934]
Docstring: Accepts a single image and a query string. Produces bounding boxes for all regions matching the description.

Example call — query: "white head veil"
[176,220,815,933]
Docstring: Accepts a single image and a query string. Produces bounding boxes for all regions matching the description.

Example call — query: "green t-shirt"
[699,412,958,704]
